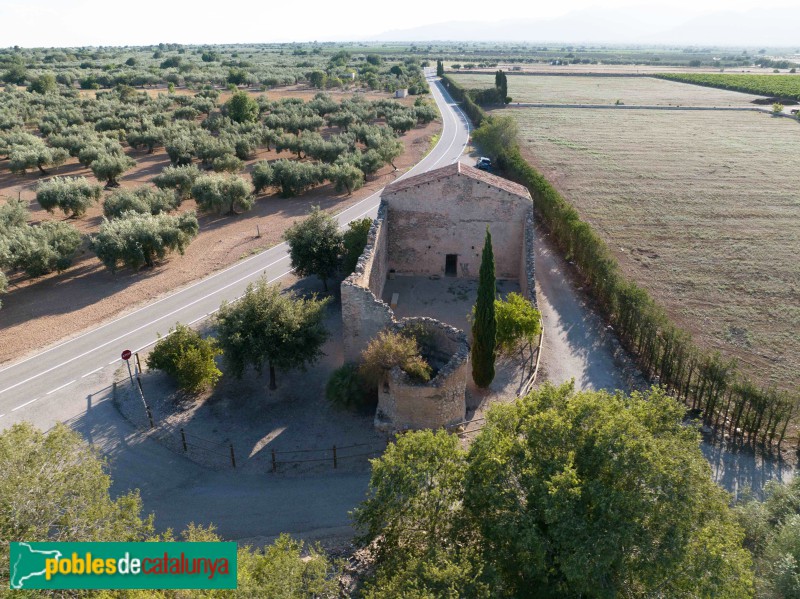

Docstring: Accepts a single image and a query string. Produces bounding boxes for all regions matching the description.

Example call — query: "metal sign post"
[122,349,153,428]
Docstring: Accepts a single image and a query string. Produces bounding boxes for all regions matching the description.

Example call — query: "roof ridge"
[384,162,531,199]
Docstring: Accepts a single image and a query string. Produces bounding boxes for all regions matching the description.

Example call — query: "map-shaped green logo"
[10,542,63,589]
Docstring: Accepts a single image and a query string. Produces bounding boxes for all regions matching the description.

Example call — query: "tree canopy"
[215,278,330,390]
[283,205,342,291]
[355,383,755,597]
[36,176,102,218]
[91,211,199,271]
[147,323,222,394]
[191,173,254,215]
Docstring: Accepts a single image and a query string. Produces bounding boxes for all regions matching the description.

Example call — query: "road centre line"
[12,397,40,411]
[81,366,104,378]
[46,380,77,395]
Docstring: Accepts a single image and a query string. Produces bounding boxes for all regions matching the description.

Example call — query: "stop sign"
[121,349,132,360]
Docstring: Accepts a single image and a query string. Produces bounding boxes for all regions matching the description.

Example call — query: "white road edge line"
[81,366,104,378]
[45,380,77,395]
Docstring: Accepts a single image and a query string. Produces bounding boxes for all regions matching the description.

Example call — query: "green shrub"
[146,323,222,393]
[326,363,372,410]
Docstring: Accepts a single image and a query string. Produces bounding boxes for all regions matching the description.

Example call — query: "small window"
[445,254,458,276]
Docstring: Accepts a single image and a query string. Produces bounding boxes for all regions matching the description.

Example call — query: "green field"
[498,106,800,387]
[452,73,763,106]
[658,73,800,101]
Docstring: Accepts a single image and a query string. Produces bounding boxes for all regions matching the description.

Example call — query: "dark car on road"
[476,157,492,171]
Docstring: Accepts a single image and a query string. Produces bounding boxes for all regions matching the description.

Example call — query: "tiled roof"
[383,162,531,199]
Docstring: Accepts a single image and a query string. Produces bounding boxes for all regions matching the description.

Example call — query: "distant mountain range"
[368,8,800,48]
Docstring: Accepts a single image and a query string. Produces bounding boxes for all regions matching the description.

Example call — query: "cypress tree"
[436,59,444,77]
[472,227,497,387]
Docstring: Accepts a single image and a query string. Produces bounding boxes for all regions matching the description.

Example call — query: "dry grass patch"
[500,106,800,388]
[453,74,764,106]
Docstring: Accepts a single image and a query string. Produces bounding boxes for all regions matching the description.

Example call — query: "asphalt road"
[0,70,471,429]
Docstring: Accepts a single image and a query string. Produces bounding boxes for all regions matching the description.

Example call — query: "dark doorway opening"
[445,254,458,276]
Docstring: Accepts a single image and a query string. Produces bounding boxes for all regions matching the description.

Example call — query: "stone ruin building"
[341,162,535,432]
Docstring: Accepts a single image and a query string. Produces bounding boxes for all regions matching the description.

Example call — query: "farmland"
[0,73,439,362]
[496,105,800,388]
[451,73,765,106]
[657,73,800,101]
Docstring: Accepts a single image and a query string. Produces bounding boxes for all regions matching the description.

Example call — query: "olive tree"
[35,176,102,217]
[90,152,136,188]
[91,211,199,271]
[251,160,274,194]
[152,163,201,199]
[215,278,330,390]
[270,159,325,197]
[191,173,254,215]
[283,205,342,291]
[2,221,82,277]
[9,145,69,175]
[103,186,180,218]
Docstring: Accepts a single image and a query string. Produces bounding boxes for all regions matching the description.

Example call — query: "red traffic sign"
[121,349,132,361]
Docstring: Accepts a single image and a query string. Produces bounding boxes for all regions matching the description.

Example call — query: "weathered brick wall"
[341,203,393,362]
[384,174,531,280]
[374,318,469,432]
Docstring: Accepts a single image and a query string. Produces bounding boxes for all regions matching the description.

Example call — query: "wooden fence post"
[271,449,277,473]
[181,428,188,452]
[230,444,236,469]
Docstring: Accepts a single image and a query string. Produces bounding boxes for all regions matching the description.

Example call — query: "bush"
[326,363,372,410]
[360,330,432,386]
[494,292,542,354]
[147,323,222,393]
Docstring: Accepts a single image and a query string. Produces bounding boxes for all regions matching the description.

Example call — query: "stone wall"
[384,174,531,280]
[374,318,469,432]
[341,203,393,362]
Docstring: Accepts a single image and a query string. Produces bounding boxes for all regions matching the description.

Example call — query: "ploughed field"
[452,73,764,106]
[496,105,800,388]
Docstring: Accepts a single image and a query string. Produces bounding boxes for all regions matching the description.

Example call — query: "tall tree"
[494,69,508,102]
[355,384,755,597]
[215,279,330,390]
[471,227,496,388]
[283,205,343,291]
[436,59,444,77]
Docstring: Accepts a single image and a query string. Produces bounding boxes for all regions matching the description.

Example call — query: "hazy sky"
[0,0,795,47]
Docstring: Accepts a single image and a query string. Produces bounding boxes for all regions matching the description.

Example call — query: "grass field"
[453,74,764,106]
[497,106,800,387]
